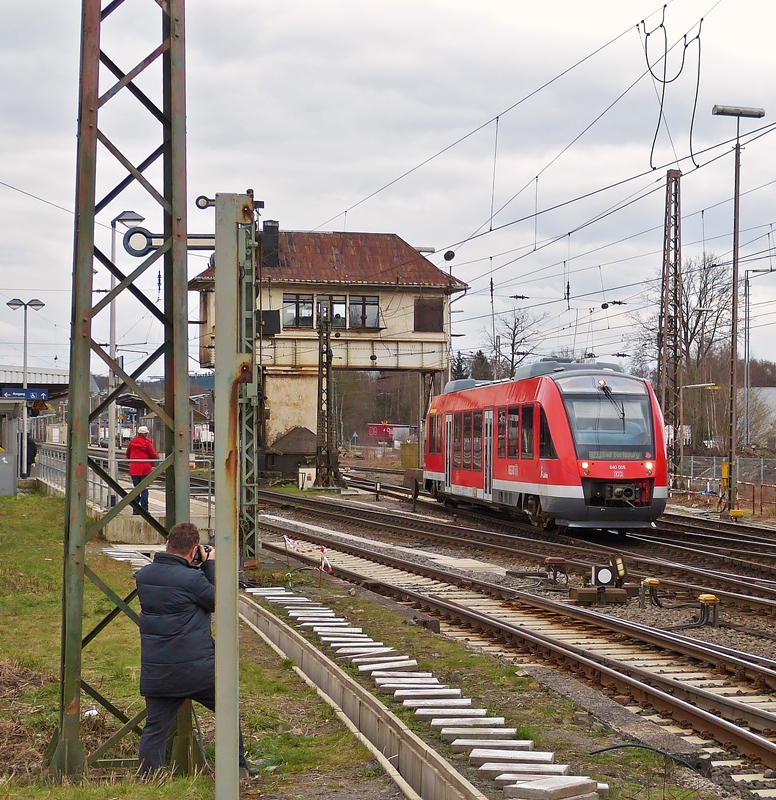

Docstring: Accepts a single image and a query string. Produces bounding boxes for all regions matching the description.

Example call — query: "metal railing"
[38,446,214,520]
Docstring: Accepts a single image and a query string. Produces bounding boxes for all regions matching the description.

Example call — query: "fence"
[37,446,214,522]
[673,456,776,514]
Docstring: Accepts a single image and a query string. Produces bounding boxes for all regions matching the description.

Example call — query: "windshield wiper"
[599,383,625,430]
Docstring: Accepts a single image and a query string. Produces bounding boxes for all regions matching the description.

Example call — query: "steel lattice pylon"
[238,212,262,560]
[315,309,338,486]
[657,169,683,483]
[48,0,191,776]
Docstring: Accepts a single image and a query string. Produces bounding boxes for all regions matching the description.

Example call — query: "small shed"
[266,426,316,478]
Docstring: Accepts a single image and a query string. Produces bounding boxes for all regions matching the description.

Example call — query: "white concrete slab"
[358,660,417,673]
[439,728,515,741]
[469,749,554,766]
[501,776,596,800]
[394,689,461,699]
[451,739,533,753]
[479,764,570,779]
[403,698,471,708]
[428,708,504,730]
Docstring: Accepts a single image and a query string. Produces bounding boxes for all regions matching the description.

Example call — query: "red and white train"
[423,359,667,533]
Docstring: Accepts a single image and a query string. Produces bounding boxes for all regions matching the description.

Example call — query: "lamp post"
[6,298,45,477]
[744,268,773,445]
[109,210,145,500]
[678,382,718,485]
[712,104,765,511]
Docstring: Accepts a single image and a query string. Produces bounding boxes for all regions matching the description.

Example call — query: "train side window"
[539,406,557,459]
[453,413,462,469]
[463,411,472,470]
[473,411,482,471]
[507,406,520,458]
[521,404,534,459]
[427,415,436,454]
[436,414,443,454]
[497,407,506,458]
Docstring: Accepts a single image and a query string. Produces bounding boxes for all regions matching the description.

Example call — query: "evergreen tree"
[450,351,469,380]
[469,350,494,380]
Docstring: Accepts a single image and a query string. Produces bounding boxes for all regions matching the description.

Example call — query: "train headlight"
[581,461,590,475]
[645,461,653,475]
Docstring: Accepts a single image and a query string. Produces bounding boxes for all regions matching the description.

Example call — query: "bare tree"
[625,253,732,381]
[482,307,545,379]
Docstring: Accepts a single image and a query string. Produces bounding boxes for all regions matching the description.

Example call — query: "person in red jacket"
[126,426,158,514]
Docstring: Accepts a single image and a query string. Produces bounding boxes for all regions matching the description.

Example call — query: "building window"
[507,405,520,458]
[414,297,444,332]
[349,295,380,329]
[521,403,534,459]
[497,407,506,458]
[318,295,347,328]
[282,293,313,328]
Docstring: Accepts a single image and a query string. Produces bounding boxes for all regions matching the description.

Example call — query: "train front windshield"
[555,374,655,460]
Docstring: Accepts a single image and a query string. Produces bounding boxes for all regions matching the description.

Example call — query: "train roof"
[442,359,626,395]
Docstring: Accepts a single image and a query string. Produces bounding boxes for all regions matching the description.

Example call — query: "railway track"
[255,489,776,613]
[253,511,776,771]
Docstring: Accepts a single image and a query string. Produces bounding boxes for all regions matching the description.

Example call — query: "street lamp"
[712,104,765,511]
[744,268,773,445]
[108,210,144,499]
[6,298,45,477]
[678,382,719,487]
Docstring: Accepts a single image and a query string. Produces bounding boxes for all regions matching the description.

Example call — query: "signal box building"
[189,222,467,452]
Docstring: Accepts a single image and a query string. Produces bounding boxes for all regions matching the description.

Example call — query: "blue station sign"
[1,387,49,400]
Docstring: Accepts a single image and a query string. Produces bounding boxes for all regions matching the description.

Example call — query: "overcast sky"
[1,0,775,378]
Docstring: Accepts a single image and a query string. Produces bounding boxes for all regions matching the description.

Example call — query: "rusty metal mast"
[49,0,190,776]
[657,169,683,484]
[315,308,337,486]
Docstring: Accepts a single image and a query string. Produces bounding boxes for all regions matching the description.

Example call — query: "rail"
[37,445,214,513]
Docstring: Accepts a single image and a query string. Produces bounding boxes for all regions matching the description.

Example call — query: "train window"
[521,404,534,459]
[428,414,436,454]
[453,413,462,469]
[539,406,557,459]
[507,406,519,458]
[463,411,472,470]
[473,411,482,471]
[435,414,443,454]
[497,407,506,458]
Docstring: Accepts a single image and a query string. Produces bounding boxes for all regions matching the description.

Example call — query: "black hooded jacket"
[135,551,215,697]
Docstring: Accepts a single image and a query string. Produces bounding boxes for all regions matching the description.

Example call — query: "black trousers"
[138,689,247,775]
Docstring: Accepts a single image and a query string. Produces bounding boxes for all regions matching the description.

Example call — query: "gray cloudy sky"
[1,0,776,376]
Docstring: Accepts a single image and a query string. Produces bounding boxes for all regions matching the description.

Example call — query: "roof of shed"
[189,231,466,292]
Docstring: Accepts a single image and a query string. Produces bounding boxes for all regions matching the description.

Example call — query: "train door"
[444,414,453,493]
[483,409,493,501]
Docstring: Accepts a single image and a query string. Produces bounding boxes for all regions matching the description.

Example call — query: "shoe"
[239,766,258,780]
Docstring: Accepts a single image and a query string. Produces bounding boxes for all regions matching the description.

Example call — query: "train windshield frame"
[554,374,655,460]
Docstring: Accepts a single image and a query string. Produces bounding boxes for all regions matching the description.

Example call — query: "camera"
[193,545,211,565]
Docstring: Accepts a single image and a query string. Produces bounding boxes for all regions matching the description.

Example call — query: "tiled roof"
[189,231,467,293]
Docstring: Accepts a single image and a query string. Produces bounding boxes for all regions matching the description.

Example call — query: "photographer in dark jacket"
[135,522,250,778]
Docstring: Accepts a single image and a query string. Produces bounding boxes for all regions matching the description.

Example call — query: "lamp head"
[712,105,765,119]
[6,299,23,311]
[28,299,45,312]
[112,209,145,228]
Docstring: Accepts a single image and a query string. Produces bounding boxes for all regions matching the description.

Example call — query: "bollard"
[640,578,660,609]
[698,594,720,627]
[375,481,381,501]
